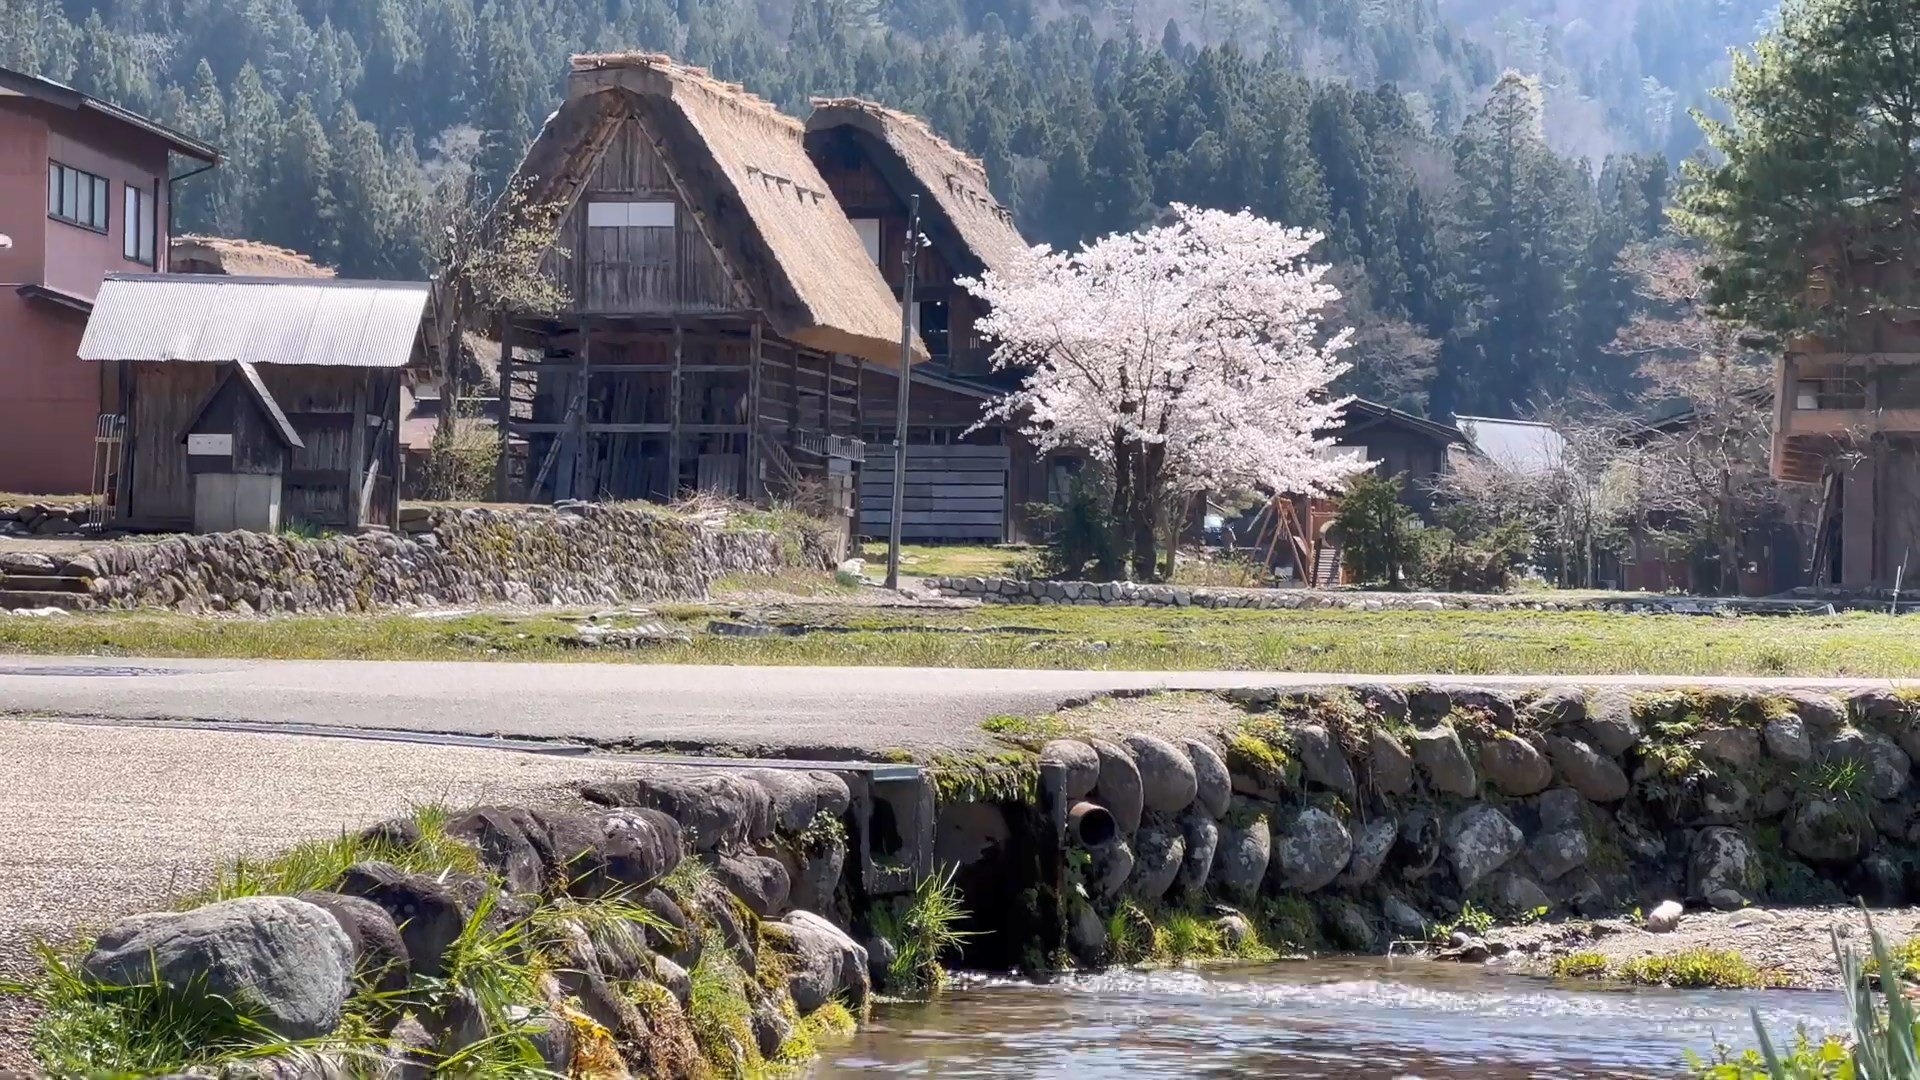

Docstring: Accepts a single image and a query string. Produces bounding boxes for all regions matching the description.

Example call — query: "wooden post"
[669,317,684,499]
[495,320,514,501]
[746,319,762,499]
[348,375,369,530]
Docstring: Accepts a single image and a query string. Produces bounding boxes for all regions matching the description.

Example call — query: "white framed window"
[48,161,109,232]
[851,217,881,265]
[587,201,676,228]
[123,184,156,264]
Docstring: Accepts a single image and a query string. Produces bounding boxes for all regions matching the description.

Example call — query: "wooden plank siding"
[859,443,1008,541]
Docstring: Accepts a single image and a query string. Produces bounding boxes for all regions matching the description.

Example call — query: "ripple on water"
[812,960,1852,1079]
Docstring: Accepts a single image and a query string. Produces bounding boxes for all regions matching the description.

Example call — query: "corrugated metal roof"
[1455,415,1569,474]
[79,274,429,368]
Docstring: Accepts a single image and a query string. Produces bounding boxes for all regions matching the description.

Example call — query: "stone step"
[0,589,96,611]
[0,573,90,593]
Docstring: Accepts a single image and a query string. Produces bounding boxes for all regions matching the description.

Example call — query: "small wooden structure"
[181,361,303,532]
[492,54,922,530]
[77,273,427,531]
[804,98,1054,542]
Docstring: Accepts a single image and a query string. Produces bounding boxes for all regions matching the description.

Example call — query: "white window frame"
[123,183,156,265]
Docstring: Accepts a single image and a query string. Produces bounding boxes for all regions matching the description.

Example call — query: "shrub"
[1334,472,1425,587]
[1023,467,1125,581]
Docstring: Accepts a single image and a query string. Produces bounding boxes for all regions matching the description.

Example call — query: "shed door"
[859,444,1008,542]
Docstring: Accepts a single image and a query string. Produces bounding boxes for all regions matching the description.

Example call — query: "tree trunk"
[1130,443,1164,581]
[1108,427,1134,582]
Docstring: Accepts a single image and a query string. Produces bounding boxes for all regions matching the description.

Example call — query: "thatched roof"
[507,52,923,369]
[169,235,335,278]
[806,98,1028,279]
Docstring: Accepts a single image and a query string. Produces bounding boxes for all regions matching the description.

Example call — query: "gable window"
[123,184,156,265]
[48,161,109,232]
[587,201,676,228]
[851,218,881,265]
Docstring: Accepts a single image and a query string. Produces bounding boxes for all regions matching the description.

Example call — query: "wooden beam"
[748,319,762,499]
[668,317,684,497]
[495,320,514,500]
[347,376,368,530]
[517,422,748,434]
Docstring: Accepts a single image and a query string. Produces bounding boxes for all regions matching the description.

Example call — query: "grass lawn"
[856,543,1040,579]
[5,603,1920,676]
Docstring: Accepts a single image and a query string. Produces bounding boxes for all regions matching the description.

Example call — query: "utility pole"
[885,194,920,591]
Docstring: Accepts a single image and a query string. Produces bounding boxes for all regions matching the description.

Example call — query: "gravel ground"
[0,718,646,1071]
[1485,905,1920,990]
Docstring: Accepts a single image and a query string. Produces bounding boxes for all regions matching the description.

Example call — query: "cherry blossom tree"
[965,204,1359,580]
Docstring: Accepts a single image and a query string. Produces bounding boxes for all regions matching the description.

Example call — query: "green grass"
[871,867,974,996]
[204,803,481,903]
[1551,951,1611,978]
[13,606,1920,676]
[859,543,1041,579]
[1612,948,1782,989]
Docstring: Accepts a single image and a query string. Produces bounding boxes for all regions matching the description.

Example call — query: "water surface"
[812,959,1852,1078]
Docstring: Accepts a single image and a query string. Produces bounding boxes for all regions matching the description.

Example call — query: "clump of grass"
[1260,895,1324,951]
[686,932,762,1076]
[1614,948,1779,990]
[980,711,1083,749]
[208,802,481,902]
[1552,951,1610,979]
[774,998,858,1066]
[660,856,718,910]
[873,866,975,996]
[1862,935,1920,983]
[1223,718,1302,793]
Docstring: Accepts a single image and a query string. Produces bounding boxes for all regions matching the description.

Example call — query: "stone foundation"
[36,503,833,614]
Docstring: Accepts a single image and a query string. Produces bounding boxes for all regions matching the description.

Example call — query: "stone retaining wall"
[31,503,832,614]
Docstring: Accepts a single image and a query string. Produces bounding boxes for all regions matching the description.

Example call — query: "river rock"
[1411,726,1478,796]
[1369,729,1415,796]
[771,910,870,1013]
[295,891,409,994]
[1785,692,1849,735]
[1525,827,1589,883]
[1129,824,1186,901]
[1178,810,1221,893]
[1545,735,1630,803]
[1094,840,1135,898]
[1040,740,1100,802]
[1536,788,1585,833]
[712,852,791,917]
[1687,827,1759,909]
[743,768,829,835]
[1092,740,1145,834]
[443,806,553,896]
[1408,686,1453,724]
[581,771,771,850]
[650,953,693,1008]
[82,897,353,1039]
[1325,899,1378,952]
[1645,899,1685,932]
[1827,729,1912,800]
[1185,739,1232,818]
[1292,725,1357,798]
[1852,855,1908,905]
[788,837,847,914]
[1354,683,1410,723]
[641,888,700,969]
[1213,803,1272,900]
[335,862,467,979]
[1524,688,1588,728]
[1449,689,1518,727]
[1787,798,1869,865]
[1381,893,1429,938]
[1271,807,1352,893]
[1478,735,1553,796]
[1444,805,1523,891]
[1486,871,1551,915]
[1068,904,1107,962]
[1850,688,1911,725]
[1393,805,1442,880]
[752,995,794,1059]
[1581,694,1643,758]
[1698,728,1763,770]
[540,808,685,898]
[1214,911,1254,949]
[1764,715,1813,765]
[1338,817,1398,888]
[1126,734,1200,813]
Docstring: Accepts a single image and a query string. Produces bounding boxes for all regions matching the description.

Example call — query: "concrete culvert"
[1068,801,1118,850]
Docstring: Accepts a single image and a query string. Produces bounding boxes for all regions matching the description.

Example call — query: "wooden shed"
[804,98,1052,542]
[492,53,924,531]
[77,273,428,531]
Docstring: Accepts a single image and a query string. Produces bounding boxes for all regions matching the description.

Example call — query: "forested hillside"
[0,0,1756,415]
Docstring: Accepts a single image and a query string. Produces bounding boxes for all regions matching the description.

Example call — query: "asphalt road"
[1,654,1910,754]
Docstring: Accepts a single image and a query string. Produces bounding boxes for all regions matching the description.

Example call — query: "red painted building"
[0,67,218,494]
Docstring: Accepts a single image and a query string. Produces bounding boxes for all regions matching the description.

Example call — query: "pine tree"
[1083,103,1153,238]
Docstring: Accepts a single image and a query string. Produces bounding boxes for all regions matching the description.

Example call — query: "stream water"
[810,959,1854,1078]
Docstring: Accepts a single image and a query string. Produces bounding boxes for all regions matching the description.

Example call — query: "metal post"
[885,195,920,591]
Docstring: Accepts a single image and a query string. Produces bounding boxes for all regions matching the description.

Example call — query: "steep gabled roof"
[805,98,1029,280]
[170,235,334,278]
[508,53,924,369]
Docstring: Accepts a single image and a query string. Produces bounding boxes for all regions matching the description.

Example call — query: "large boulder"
[771,910,870,1013]
[1092,740,1145,834]
[1411,726,1478,797]
[336,862,467,979]
[1764,715,1814,765]
[743,768,829,835]
[641,888,702,969]
[787,837,847,914]
[1270,807,1352,893]
[1337,817,1398,888]
[1785,692,1848,735]
[1525,828,1589,883]
[82,897,353,1039]
[1353,684,1410,723]
[1129,823,1186,901]
[1125,734,1200,814]
[1392,805,1442,880]
[581,770,771,850]
[1040,740,1101,802]
[295,891,410,994]
[712,852,791,918]
[1212,802,1272,900]
[1698,728,1763,771]
[1687,827,1760,910]
[1092,840,1136,899]
[1292,725,1357,799]
[1787,798,1869,866]
[1486,871,1551,915]
[538,808,684,898]
[1545,735,1630,803]
[1826,729,1912,800]
[1443,805,1523,891]
[1581,694,1643,758]
[1369,729,1415,796]
[1184,739,1232,818]
[1178,810,1220,892]
[443,806,554,896]
[1536,788,1586,833]
[1524,688,1588,728]
[1477,735,1553,796]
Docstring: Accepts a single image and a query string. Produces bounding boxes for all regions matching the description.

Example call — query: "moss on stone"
[927,751,1040,806]
[1223,717,1302,793]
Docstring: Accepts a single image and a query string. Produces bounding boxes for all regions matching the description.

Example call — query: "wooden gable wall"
[551,113,749,317]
